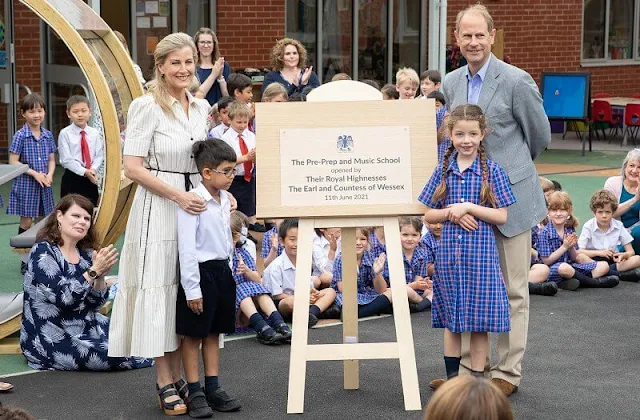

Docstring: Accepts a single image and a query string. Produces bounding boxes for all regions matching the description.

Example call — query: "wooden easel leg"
[383,217,422,411]
[341,227,359,390]
[286,219,315,414]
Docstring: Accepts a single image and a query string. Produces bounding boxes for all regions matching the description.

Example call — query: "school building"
[0,0,639,160]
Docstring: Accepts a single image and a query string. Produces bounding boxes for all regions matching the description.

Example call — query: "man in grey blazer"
[433,4,551,396]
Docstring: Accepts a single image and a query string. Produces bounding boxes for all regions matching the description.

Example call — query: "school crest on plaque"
[337,135,354,152]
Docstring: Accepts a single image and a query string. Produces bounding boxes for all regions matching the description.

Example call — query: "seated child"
[176,138,241,417]
[332,227,393,318]
[58,95,103,206]
[427,91,446,110]
[312,227,341,288]
[537,191,619,291]
[528,217,556,296]
[418,69,441,99]
[209,96,234,139]
[395,67,419,99]
[262,82,289,103]
[230,211,292,345]
[420,217,441,278]
[399,217,433,312]
[331,73,352,81]
[381,84,399,100]
[261,219,284,268]
[231,210,257,261]
[539,176,555,202]
[578,189,640,282]
[361,79,380,90]
[262,219,338,327]
[369,226,390,283]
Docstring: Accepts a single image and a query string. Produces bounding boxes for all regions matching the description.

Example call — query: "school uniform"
[435,106,451,163]
[537,223,598,283]
[418,152,515,333]
[578,217,633,252]
[331,251,382,308]
[209,123,229,140]
[176,182,236,338]
[403,247,430,295]
[262,252,314,305]
[260,226,283,259]
[221,127,256,217]
[369,232,390,283]
[420,230,438,266]
[58,123,103,205]
[312,235,340,276]
[231,246,270,312]
[241,234,257,262]
[7,124,56,217]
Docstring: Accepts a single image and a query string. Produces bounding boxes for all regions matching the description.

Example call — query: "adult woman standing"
[107,32,210,416]
[604,149,640,254]
[20,194,152,371]
[262,38,320,96]
[194,28,230,106]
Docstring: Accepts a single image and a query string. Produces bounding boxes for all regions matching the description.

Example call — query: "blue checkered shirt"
[332,251,381,306]
[420,230,438,266]
[261,226,284,258]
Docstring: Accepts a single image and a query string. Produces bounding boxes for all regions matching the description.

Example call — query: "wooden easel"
[256,81,437,414]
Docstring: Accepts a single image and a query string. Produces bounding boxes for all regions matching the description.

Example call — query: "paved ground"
[3,280,640,419]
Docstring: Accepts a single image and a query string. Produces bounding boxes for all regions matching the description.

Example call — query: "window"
[177,0,210,36]
[582,0,640,63]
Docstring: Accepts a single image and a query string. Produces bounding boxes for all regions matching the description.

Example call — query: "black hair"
[427,90,446,105]
[381,84,399,99]
[361,79,380,90]
[66,95,90,110]
[420,69,442,84]
[551,180,562,191]
[20,93,46,113]
[288,92,304,102]
[216,95,235,111]
[278,218,299,240]
[192,138,237,174]
[227,73,252,97]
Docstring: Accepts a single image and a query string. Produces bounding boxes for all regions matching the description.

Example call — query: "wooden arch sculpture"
[20,0,143,246]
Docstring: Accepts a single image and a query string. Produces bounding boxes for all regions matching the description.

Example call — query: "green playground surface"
[0,148,628,377]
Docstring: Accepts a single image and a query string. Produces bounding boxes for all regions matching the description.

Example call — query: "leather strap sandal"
[156,383,188,416]
[174,378,189,401]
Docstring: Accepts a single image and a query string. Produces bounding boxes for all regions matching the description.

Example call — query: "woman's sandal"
[0,382,14,392]
[186,390,213,418]
[156,383,188,416]
[174,378,189,401]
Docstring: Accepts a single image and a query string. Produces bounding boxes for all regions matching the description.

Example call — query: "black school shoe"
[275,324,292,343]
[619,268,640,282]
[528,282,558,296]
[186,390,214,418]
[308,313,319,328]
[256,328,283,345]
[248,223,267,233]
[205,387,242,412]
[319,303,342,319]
[557,278,580,291]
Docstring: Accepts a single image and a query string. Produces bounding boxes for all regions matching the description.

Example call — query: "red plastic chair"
[594,93,613,98]
[591,99,622,139]
[623,103,640,145]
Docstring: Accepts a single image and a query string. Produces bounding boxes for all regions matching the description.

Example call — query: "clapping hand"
[301,66,313,85]
[373,253,386,275]
[562,233,577,249]
[91,244,119,278]
[271,234,279,251]
[236,254,248,276]
[328,232,339,252]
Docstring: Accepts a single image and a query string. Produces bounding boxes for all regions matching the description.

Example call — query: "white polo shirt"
[578,217,633,251]
[262,252,314,296]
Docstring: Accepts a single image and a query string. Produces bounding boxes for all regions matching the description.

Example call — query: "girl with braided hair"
[417,104,516,387]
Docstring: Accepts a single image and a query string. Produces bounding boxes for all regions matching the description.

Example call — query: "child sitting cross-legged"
[577,189,640,282]
[399,217,433,312]
[537,191,619,291]
[262,219,339,327]
[230,211,292,345]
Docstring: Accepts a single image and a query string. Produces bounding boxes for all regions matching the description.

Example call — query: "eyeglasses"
[211,168,237,177]
[198,41,214,46]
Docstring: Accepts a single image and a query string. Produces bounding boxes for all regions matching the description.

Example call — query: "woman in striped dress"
[107,33,211,416]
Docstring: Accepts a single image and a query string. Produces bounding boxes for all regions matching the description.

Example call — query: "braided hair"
[431,104,497,207]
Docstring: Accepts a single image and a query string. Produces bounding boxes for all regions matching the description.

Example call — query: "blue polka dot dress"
[418,152,515,333]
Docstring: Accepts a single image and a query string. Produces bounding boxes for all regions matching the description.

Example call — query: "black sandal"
[156,383,188,416]
[186,390,213,418]
[174,378,189,401]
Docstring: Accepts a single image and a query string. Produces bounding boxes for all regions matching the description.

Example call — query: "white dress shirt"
[58,123,104,175]
[177,182,233,300]
[262,252,315,296]
[221,127,256,176]
[312,235,339,276]
[209,123,229,139]
[578,217,633,251]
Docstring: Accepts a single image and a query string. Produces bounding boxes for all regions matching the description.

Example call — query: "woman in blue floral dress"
[20,194,152,371]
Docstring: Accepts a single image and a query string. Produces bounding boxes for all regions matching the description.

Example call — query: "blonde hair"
[270,38,307,71]
[227,101,252,120]
[262,83,288,102]
[395,67,419,87]
[146,33,198,118]
[425,376,513,420]
[455,4,495,33]
[434,104,496,207]
[543,191,578,228]
[193,27,221,64]
[539,177,554,193]
[331,73,352,81]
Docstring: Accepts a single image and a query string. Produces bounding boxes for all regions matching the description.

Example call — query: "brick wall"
[215,0,286,71]
[447,0,640,96]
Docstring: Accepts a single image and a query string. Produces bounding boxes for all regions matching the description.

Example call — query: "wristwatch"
[87,268,99,280]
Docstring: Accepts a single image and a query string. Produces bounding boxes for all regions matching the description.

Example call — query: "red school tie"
[80,130,92,169]
[238,134,253,182]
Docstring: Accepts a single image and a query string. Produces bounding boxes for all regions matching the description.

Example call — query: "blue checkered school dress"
[369,232,390,283]
[331,251,381,307]
[232,247,270,311]
[261,226,284,259]
[7,125,56,217]
[420,230,438,266]
[435,106,451,163]
[530,225,542,265]
[536,223,597,283]
[403,246,429,295]
[418,153,515,333]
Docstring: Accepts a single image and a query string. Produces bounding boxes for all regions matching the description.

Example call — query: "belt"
[148,167,198,191]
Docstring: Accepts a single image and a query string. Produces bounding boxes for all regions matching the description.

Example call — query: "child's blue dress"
[331,251,381,307]
[536,224,597,282]
[418,152,515,333]
[232,247,270,312]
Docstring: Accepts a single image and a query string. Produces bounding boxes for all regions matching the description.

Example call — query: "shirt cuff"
[184,287,202,301]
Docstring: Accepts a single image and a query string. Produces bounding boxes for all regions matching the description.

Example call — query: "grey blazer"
[442,54,551,238]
